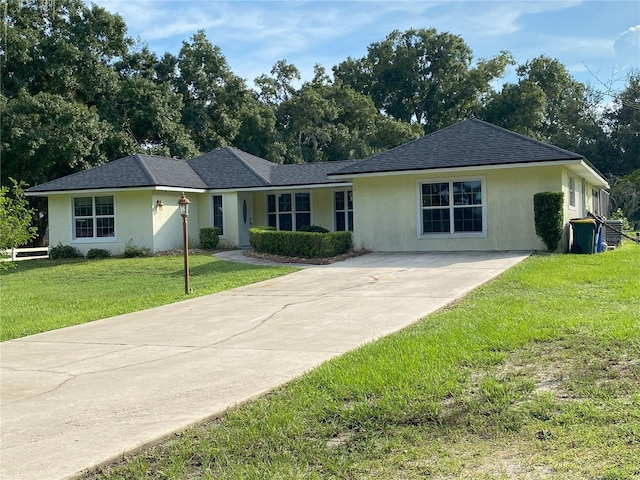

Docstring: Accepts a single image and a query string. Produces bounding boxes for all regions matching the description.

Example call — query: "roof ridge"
[343,120,470,166]
[286,159,358,166]
[467,118,583,159]
[133,154,159,185]
[226,146,274,184]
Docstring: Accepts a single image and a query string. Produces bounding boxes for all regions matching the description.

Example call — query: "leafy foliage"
[249,227,352,258]
[1,91,110,186]
[609,169,640,228]
[199,227,220,250]
[123,245,151,258]
[49,243,83,260]
[0,178,38,251]
[1,2,636,190]
[298,225,329,233]
[334,28,513,132]
[87,248,111,259]
[533,192,564,251]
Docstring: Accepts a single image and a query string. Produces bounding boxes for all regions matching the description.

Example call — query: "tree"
[2,0,129,103]
[333,28,513,132]
[0,179,38,263]
[271,65,421,163]
[173,31,250,152]
[609,169,640,228]
[1,91,111,187]
[605,73,640,176]
[482,81,547,137]
[102,77,199,158]
[482,56,619,177]
[1,0,136,183]
[255,60,301,106]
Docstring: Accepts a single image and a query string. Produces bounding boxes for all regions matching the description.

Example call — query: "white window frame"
[568,175,576,209]
[417,176,487,239]
[333,189,353,232]
[211,194,224,237]
[266,191,312,231]
[71,195,117,243]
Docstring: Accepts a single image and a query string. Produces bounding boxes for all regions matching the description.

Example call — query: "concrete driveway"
[0,251,529,480]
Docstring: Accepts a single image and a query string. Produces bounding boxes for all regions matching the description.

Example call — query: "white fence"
[2,247,49,261]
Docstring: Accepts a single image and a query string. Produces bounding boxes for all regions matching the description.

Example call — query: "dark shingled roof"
[27,119,593,194]
[27,154,208,192]
[331,118,585,176]
[188,148,355,188]
[187,147,273,189]
[270,160,357,186]
[27,147,355,193]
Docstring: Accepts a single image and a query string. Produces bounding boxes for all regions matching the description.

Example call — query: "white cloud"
[88,0,634,89]
[614,25,640,70]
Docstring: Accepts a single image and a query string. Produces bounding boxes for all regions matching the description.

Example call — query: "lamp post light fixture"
[178,192,191,294]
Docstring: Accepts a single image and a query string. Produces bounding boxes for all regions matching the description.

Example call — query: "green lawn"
[87,244,640,480]
[0,254,298,341]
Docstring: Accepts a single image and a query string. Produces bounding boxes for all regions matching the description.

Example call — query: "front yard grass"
[88,244,640,479]
[0,254,299,341]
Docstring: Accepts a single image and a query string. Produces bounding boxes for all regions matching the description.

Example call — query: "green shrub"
[86,248,111,259]
[49,243,83,260]
[249,227,352,258]
[298,225,329,233]
[123,245,151,258]
[200,227,220,250]
[533,192,564,252]
[610,208,631,231]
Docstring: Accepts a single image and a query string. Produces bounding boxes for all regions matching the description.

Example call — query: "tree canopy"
[2,0,637,197]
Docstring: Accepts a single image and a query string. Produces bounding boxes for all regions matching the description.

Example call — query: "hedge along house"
[27,118,609,255]
[328,118,609,252]
[26,148,356,255]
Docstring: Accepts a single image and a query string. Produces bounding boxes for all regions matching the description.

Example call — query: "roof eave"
[329,158,603,181]
[207,181,353,193]
[26,185,208,196]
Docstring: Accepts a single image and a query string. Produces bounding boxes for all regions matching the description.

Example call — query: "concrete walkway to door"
[0,251,529,480]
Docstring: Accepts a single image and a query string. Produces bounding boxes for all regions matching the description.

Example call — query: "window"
[569,175,576,208]
[420,179,484,235]
[267,192,311,231]
[295,193,311,230]
[592,189,600,215]
[212,195,223,235]
[335,190,353,231]
[73,196,115,240]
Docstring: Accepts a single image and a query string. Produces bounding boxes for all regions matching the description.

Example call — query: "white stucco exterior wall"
[152,192,201,252]
[351,165,566,252]
[48,191,154,256]
[47,190,203,255]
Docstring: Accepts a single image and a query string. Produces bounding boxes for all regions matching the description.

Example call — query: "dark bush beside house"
[249,227,352,258]
[123,245,151,258]
[86,248,111,259]
[49,243,83,260]
[298,225,329,233]
[534,192,564,252]
[199,227,220,250]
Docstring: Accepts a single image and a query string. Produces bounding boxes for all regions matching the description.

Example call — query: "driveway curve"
[0,251,529,480]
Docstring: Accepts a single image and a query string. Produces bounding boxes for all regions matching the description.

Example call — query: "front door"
[238,193,252,248]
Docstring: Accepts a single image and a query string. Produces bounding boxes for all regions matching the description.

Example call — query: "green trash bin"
[570,218,596,254]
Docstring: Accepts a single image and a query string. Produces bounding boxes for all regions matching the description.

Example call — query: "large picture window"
[212,195,223,235]
[420,179,485,236]
[267,192,311,231]
[335,190,353,232]
[73,196,115,239]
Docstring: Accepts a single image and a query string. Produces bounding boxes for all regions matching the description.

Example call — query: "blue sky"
[92,0,639,94]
